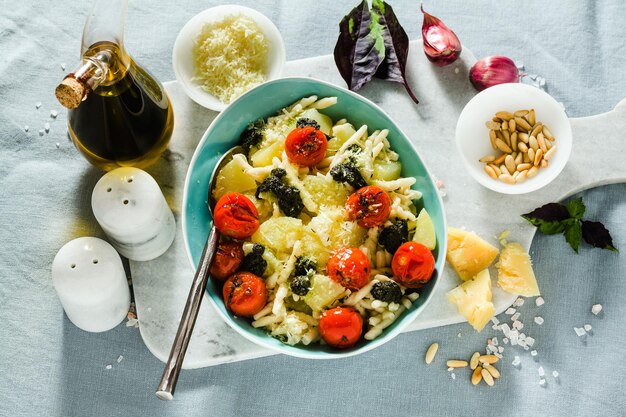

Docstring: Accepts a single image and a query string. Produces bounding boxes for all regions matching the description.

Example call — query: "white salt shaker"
[52,237,131,332]
[91,167,175,261]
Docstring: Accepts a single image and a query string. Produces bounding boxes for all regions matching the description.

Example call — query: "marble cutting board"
[130,42,626,368]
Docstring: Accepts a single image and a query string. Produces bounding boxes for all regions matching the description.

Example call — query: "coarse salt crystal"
[512,356,521,366]
[44,122,50,133]
[56,143,60,148]
[105,364,112,370]
[457,332,462,338]
[24,125,29,132]
[61,63,66,71]
[536,297,545,306]
[513,297,525,307]
[526,337,535,347]
[574,327,586,337]
[451,373,456,380]
[117,355,124,363]
[534,316,544,325]
[505,308,516,315]
[503,337,509,344]
[500,324,511,336]
[513,320,524,330]
[492,324,500,330]
[495,352,503,359]
[584,324,592,332]
[539,378,546,387]
[36,102,42,109]
[511,312,521,321]
[492,337,498,346]
[498,346,504,353]
[530,350,538,357]
[454,67,460,74]
[592,304,602,315]
[126,318,139,327]
[538,366,545,377]
[38,129,44,136]
[448,367,454,372]
[491,317,500,325]
[50,110,58,118]
[552,370,559,378]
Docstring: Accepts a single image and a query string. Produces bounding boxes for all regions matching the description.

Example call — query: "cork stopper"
[55,77,87,109]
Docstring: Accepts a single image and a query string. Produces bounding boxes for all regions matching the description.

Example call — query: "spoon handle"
[156,225,220,400]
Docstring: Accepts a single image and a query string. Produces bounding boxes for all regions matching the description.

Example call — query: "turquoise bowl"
[182,77,447,359]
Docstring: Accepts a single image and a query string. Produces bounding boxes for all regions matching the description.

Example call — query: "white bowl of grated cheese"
[173,5,286,112]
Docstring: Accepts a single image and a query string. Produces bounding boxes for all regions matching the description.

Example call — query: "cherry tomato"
[210,240,244,281]
[213,192,259,239]
[326,247,371,290]
[318,307,363,349]
[391,242,435,288]
[345,186,392,228]
[222,272,268,317]
[285,127,328,167]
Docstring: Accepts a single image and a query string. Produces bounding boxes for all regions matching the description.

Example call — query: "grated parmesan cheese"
[193,15,268,103]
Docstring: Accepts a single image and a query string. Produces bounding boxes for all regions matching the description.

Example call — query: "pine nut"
[528,109,536,125]
[541,159,548,168]
[514,110,529,117]
[544,146,557,160]
[479,155,496,163]
[447,360,468,368]
[499,174,516,184]
[493,154,507,165]
[425,343,439,364]
[495,138,512,153]
[505,155,516,174]
[534,148,544,166]
[479,354,499,364]
[514,151,523,165]
[511,132,518,151]
[472,366,483,385]
[483,364,501,379]
[517,142,529,153]
[516,170,528,183]
[509,119,516,132]
[529,135,539,151]
[486,121,501,130]
[516,163,532,171]
[470,352,480,370]
[528,166,539,178]
[531,123,543,138]
[542,125,554,140]
[481,368,495,386]
[489,130,497,150]
[500,165,510,176]
[484,165,498,179]
[515,117,532,131]
[496,111,514,120]
[518,132,529,143]
[523,153,530,163]
[527,147,536,162]
[502,129,511,146]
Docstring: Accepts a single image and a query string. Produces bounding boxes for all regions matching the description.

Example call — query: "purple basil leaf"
[334,0,386,91]
[582,220,618,252]
[566,197,585,220]
[371,0,418,104]
[564,221,582,253]
[522,202,570,223]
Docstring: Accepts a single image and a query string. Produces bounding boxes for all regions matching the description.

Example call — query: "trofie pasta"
[211,96,437,348]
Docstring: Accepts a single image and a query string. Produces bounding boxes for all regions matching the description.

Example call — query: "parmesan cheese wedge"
[446,228,499,281]
[496,242,540,296]
[447,269,495,332]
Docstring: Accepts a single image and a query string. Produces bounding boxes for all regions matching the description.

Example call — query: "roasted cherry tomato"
[391,242,435,288]
[345,186,392,228]
[213,192,259,239]
[222,272,268,317]
[285,126,328,167]
[326,247,371,290]
[318,307,363,349]
[210,240,244,281]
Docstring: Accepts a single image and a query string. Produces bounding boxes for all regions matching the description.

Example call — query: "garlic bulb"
[469,56,521,91]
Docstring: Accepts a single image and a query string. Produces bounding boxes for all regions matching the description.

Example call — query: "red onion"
[421,5,462,67]
[469,56,521,91]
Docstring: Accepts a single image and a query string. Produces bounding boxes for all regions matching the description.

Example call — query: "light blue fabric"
[1,1,625,416]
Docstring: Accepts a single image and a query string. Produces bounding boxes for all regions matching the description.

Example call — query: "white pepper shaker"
[52,237,131,332]
[91,167,175,261]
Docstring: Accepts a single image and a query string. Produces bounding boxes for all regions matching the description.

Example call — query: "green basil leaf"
[564,221,582,253]
[334,0,386,91]
[371,0,418,103]
[566,197,586,220]
[582,220,618,252]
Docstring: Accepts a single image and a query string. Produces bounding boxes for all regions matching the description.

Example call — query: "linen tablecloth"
[1,1,625,416]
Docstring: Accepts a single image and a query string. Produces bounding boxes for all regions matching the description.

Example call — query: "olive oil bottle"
[55,0,173,171]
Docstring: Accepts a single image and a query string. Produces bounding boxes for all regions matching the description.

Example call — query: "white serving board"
[131,42,626,368]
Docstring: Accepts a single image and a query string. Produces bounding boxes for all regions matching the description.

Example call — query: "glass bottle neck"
[82,0,128,56]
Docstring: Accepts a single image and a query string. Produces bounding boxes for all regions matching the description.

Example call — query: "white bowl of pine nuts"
[455,83,572,194]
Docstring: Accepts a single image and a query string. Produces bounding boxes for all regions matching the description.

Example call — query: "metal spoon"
[156,146,243,401]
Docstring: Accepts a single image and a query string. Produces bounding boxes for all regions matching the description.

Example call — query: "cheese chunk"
[446,227,499,281]
[447,269,495,332]
[496,242,540,296]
